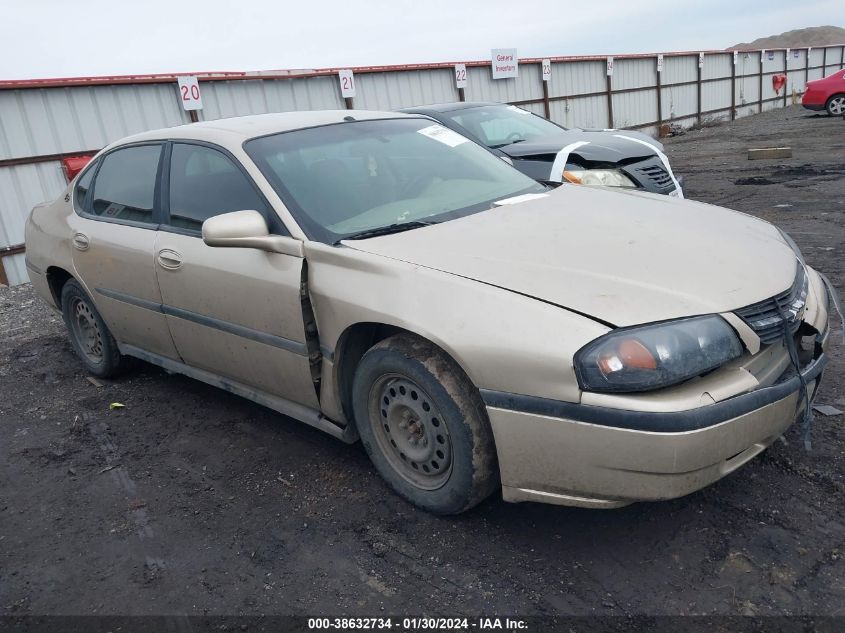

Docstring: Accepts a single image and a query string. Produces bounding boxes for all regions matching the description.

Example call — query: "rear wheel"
[61,279,132,378]
[352,334,498,514]
[826,94,845,116]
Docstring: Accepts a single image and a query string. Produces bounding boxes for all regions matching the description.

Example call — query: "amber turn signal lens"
[597,339,657,375]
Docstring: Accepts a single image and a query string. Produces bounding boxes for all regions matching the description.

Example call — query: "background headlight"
[575,315,743,393]
[563,168,637,188]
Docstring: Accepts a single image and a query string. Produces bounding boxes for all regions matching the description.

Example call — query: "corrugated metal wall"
[2,45,844,285]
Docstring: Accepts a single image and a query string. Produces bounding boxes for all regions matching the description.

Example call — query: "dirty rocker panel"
[480,354,827,433]
[95,287,308,356]
[119,344,357,443]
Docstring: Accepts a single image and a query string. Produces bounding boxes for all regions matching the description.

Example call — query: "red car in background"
[802,69,845,116]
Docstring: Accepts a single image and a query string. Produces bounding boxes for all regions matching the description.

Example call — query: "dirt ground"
[1,105,843,619]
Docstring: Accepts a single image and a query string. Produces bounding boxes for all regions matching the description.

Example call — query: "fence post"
[541,80,551,118]
[697,55,703,125]
[805,48,810,90]
[841,45,844,69]
[758,53,764,113]
[457,87,466,102]
[822,47,827,75]
[344,96,354,110]
[605,71,613,129]
[655,55,663,131]
[783,52,788,108]
[730,55,736,120]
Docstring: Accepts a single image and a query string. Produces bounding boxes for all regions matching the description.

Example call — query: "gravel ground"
[1,105,843,618]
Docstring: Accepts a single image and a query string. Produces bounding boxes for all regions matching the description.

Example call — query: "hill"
[730,25,845,50]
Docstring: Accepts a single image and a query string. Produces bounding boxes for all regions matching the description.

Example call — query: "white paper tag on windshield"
[417,124,468,147]
[507,105,531,115]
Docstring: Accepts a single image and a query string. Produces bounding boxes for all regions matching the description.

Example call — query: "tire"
[61,279,132,378]
[826,94,845,116]
[352,333,499,514]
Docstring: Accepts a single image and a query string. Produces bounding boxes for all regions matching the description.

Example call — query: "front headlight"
[563,168,637,188]
[574,315,743,393]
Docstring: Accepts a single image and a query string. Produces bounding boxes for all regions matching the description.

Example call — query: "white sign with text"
[177,76,203,111]
[541,59,551,81]
[606,57,614,76]
[491,48,518,79]
[454,64,467,88]
[656,54,663,73]
[338,69,356,98]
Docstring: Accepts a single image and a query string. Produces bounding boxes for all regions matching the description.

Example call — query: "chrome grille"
[734,268,808,344]
[635,163,673,188]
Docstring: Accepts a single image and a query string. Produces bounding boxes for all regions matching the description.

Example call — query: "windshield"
[244,118,545,243]
[444,105,566,148]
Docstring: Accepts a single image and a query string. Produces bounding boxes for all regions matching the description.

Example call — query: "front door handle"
[71,233,90,251]
[157,249,183,270]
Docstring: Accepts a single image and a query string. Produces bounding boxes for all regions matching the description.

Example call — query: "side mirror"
[202,210,303,257]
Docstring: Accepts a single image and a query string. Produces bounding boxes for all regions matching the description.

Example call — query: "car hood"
[501,130,662,162]
[341,186,797,327]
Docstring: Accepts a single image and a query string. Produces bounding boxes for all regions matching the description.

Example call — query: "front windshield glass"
[245,118,545,243]
[445,105,566,148]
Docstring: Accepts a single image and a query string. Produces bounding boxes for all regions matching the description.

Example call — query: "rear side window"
[90,145,162,224]
[73,161,98,212]
[167,143,268,232]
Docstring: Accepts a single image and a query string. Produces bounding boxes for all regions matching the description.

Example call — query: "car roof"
[105,110,423,151]
[398,102,504,114]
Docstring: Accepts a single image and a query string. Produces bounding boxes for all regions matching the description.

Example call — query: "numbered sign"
[541,59,551,81]
[785,48,790,59]
[656,54,663,73]
[767,50,774,61]
[733,50,738,65]
[698,52,704,69]
[338,69,356,98]
[793,49,800,59]
[606,56,614,76]
[177,76,203,111]
[760,49,766,63]
[454,64,467,89]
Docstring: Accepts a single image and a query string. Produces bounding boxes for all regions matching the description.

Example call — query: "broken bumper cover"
[481,353,827,508]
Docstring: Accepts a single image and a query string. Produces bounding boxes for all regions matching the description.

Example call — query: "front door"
[153,141,318,408]
[70,143,180,360]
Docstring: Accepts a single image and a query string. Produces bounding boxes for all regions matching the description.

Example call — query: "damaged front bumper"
[482,268,837,509]
[482,350,827,508]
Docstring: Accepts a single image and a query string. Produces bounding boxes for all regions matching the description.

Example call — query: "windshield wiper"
[340,220,438,242]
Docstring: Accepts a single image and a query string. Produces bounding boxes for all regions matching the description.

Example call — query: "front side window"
[245,118,545,244]
[167,143,268,232]
[447,105,566,148]
[90,145,161,224]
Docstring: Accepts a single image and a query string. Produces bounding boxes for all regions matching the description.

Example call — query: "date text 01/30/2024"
[307,618,529,630]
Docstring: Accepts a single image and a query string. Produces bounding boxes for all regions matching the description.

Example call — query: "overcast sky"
[1,0,843,80]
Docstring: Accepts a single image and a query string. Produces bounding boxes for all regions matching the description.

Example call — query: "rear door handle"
[157,249,183,270]
[71,233,89,251]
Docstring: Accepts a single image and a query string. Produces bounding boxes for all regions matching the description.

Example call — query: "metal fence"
[2,45,844,285]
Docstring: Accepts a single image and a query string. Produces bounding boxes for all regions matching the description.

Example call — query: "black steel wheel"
[61,279,132,378]
[352,333,498,514]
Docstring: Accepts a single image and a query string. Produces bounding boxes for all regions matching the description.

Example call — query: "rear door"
[69,143,180,360]
[153,141,318,407]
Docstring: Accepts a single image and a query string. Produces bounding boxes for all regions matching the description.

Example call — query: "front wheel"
[352,334,499,514]
[826,94,845,116]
